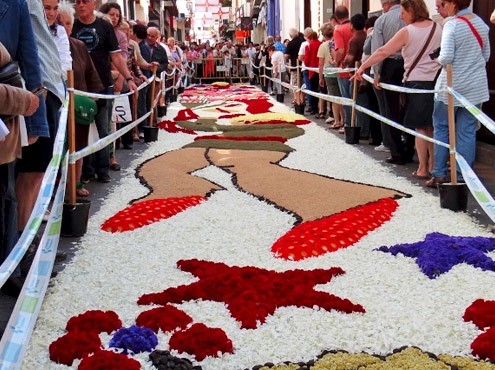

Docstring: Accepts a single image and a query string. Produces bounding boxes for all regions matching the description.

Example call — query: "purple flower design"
[109,325,158,354]
[376,232,495,279]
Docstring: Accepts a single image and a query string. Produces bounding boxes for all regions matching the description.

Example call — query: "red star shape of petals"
[138,259,365,329]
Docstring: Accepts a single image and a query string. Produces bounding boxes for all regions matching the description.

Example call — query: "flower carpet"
[24,83,495,369]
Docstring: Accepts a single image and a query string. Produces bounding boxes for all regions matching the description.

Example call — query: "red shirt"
[303,39,322,78]
[333,21,353,77]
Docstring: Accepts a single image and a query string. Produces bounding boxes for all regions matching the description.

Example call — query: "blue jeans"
[302,70,311,108]
[432,100,479,180]
[337,77,351,127]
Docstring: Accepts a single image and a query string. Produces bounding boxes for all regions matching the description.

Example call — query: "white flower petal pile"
[23,89,494,370]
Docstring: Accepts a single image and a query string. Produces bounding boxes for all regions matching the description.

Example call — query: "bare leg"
[16,172,44,231]
[138,147,223,201]
[208,149,406,222]
[415,127,433,177]
[332,102,344,126]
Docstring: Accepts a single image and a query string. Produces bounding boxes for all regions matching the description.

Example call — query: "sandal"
[331,122,343,129]
[76,182,90,197]
[425,177,448,188]
[411,171,430,180]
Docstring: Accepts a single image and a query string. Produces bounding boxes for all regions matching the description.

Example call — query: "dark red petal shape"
[66,310,122,334]
[78,350,141,370]
[194,135,287,143]
[136,305,192,333]
[49,331,102,366]
[101,196,207,233]
[157,120,196,134]
[471,326,495,362]
[169,323,234,361]
[272,198,399,261]
[464,299,495,330]
[174,109,199,122]
[234,99,273,114]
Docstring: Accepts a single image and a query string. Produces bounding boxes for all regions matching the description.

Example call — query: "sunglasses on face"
[75,0,92,5]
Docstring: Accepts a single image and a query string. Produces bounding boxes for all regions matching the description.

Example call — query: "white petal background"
[23,96,495,369]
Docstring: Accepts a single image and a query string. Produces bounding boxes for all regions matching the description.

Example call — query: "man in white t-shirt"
[297,27,312,108]
[268,45,286,94]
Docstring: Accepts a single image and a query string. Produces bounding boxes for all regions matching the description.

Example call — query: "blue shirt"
[0,0,49,137]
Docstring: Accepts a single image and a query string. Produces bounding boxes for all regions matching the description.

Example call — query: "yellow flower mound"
[252,348,495,370]
[438,354,495,369]
[230,112,306,124]
[211,81,230,88]
[312,352,381,369]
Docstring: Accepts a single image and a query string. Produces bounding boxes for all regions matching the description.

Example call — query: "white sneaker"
[325,117,334,124]
[374,144,390,152]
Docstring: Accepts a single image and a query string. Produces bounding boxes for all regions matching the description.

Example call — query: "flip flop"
[411,171,430,180]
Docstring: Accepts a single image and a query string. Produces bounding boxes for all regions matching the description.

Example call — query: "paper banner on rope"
[448,87,495,136]
[456,153,495,224]
[112,95,132,123]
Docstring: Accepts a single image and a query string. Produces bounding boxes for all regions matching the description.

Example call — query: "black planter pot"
[143,126,159,142]
[344,126,361,144]
[438,182,468,212]
[169,94,178,103]
[61,199,91,237]
[276,93,284,103]
[294,104,305,115]
[157,104,167,117]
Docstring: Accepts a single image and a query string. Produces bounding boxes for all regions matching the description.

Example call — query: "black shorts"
[17,91,62,173]
[402,80,435,129]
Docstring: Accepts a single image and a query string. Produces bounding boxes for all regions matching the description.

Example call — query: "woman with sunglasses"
[354,0,442,179]
[425,0,490,187]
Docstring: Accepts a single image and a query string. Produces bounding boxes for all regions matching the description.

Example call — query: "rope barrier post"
[263,65,266,92]
[447,64,457,184]
[296,60,301,105]
[67,70,76,206]
[149,64,158,128]
[132,90,138,122]
[350,61,360,128]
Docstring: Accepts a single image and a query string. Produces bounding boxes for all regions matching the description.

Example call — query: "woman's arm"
[354,27,407,80]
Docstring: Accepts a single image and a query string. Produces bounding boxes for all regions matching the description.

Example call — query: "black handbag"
[0,60,23,121]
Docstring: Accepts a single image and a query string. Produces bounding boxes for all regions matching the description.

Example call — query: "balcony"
[163,0,179,16]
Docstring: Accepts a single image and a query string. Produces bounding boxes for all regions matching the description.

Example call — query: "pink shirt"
[402,22,442,82]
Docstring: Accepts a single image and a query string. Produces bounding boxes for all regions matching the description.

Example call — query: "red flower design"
[464,299,495,361]
[169,323,233,361]
[49,331,102,366]
[66,310,122,334]
[78,350,141,370]
[136,305,192,333]
[157,120,196,134]
[463,299,495,330]
[218,113,246,119]
[243,119,310,126]
[216,107,230,113]
[272,198,399,261]
[233,99,273,114]
[174,109,199,122]
[470,327,495,362]
[194,135,287,143]
[138,259,364,329]
[101,196,207,233]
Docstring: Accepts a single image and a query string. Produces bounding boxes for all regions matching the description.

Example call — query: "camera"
[429,47,440,60]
